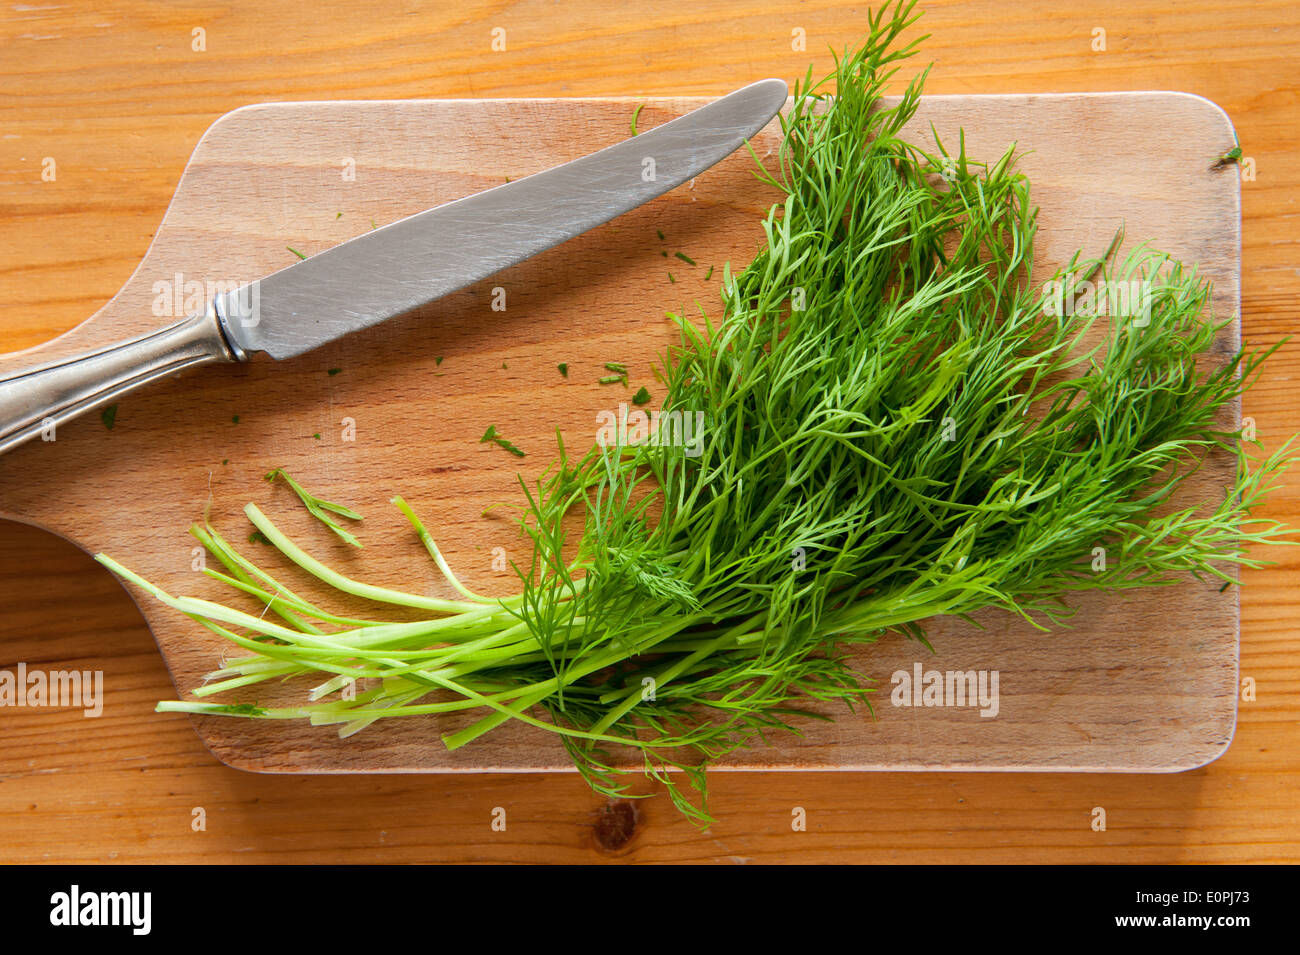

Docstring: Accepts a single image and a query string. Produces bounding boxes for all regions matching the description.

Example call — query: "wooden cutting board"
[0,92,1243,775]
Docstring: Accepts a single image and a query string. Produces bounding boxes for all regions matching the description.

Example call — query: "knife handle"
[0,302,240,456]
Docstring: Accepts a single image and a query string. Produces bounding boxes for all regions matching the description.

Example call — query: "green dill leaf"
[1216,145,1243,167]
[287,246,307,260]
[218,696,263,712]
[480,425,525,457]
[632,386,651,405]
[216,702,266,716]
[100,404,118,430]
[674,251,696,266]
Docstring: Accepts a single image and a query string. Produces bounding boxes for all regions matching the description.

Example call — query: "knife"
[0,79,788,456]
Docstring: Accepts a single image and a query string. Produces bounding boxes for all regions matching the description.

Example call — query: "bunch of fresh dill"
[99,0,1296,824]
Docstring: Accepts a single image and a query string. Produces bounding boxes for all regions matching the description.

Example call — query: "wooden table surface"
[2,0,1297,864]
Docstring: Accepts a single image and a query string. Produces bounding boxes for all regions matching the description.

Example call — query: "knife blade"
[0,80,788,455]
[222,79,789,360]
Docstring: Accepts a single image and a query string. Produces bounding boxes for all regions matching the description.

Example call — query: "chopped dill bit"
[558,363,569,378]
[668,272,676,283]
[265,468,363,548]
[335,212,343,219]
[502,361,508,370]
[221,458,228,465]
[231,415,240,424]
[435,356,444,366]
[100,403,118,430]
[248,531,271,545]
[604,362,627,373]
[223,702,266,716]
[705,265,714,280]
[370,218,377,230]
[327,367,342,376]
[1213,144,1243,169]
[630,102,645,136]
[656,229,665,241]
[674,251,696,266]
[287,246,307,260]
[598,374,625,385]
[505,176,511,182]
[313,433,321,440]
[480,424,525,457]
[660,250,668,257]
[632,386,651,405]
[212,702,267,716]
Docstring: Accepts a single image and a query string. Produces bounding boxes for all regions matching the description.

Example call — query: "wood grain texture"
[1,0,1297,864]
[0,91,1245,778]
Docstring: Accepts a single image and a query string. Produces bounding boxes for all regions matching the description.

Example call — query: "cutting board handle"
[0,304,239,455]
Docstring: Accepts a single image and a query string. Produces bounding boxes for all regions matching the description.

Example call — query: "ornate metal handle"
[0,302,240,456]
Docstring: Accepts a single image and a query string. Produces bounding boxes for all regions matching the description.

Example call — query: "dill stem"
[392,495,500,603]
[200,568,385,628]
[193,671,282,696]
[443,613,708,749]
[245,503,491,614]
[191,522,328,633]
[157,701,318,719]
[589,610,767,734]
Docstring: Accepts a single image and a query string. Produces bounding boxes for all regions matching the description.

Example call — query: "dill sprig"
[480,424,526,457]
[265,468,363,548]
[97,0,1298,827]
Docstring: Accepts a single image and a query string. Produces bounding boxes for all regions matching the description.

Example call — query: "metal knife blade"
[218,79,789,360]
